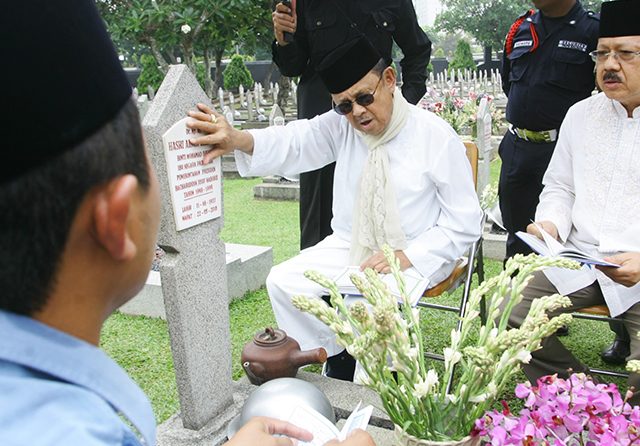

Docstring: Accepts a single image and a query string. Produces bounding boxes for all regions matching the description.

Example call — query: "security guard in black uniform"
[500,0,598,261]
[272,0,431,251]
[500,0,630,364]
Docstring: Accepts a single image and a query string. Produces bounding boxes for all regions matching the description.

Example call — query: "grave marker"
[142,65,235,442]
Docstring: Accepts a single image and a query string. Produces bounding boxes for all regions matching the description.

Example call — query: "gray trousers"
[509,271,640,403]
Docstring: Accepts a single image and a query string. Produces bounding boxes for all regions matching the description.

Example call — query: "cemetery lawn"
[101,170,626,424]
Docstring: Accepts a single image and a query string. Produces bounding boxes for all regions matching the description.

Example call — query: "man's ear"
[92,174,139,261]
[384,66,396,89]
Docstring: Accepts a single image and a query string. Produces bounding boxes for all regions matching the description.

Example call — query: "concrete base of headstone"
[157,372,396,446]
[156,383,246,446]
[226,243,273,300]
[482,222,506,261]
[120,271,166,319]
[221,154,240,178]
[120,243,273,319]
[253,176,300,201]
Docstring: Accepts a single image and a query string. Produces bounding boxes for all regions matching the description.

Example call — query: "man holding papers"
[508,0,640,402]
[188,36,482,381]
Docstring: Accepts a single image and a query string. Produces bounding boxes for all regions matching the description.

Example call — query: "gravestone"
[475,96,493,195]
[246,91,254,121]
[269,104,285,127]
[142,64,236,445]
[218,87,225,110]
[239,84,245,106]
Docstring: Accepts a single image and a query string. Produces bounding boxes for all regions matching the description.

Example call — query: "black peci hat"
[1,0,132,183]
[600,0,640,37]
[317,36,383,94]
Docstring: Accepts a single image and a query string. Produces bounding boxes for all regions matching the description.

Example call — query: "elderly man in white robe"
[188,36,483,381]
[509,0,640,401]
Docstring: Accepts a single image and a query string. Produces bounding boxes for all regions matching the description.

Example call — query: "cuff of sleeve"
[536,206,573,243]
[234,150,253,177]
[272,39,298,57]
[403,246,447,284]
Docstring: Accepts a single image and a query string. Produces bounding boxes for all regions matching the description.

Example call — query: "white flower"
[181,24,191,34]
[627,360,640,374]
[426,369,439,388]
[414,369,439,398]
[444,348,462,368]
[450,329,461,348]
[414,379,430,398]
[514,350,532,364]
[469,393,488,403]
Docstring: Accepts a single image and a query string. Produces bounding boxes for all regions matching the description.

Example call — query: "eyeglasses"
[589,50,640,63]
[332,76,383,115]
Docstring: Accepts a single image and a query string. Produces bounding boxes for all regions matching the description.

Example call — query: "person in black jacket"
[272,0,431,252]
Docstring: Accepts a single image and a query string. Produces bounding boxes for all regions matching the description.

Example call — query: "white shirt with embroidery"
[538,92,640,316]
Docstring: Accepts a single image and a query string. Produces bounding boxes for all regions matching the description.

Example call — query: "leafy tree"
[223,55,254,91]
[449,40,476,71]
[96,0,272,95]
[136,54,164,93]
[436,0,530,56]
[582,0,604,12]
[433,47,446,59]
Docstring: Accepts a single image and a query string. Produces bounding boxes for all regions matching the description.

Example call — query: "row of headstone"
[428,68,503,98]
[213,80,297,126]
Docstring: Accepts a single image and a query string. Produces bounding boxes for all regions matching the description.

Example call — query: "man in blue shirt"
[0,2,370,445]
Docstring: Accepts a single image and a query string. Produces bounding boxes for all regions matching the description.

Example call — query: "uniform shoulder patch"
[506,9,535,56]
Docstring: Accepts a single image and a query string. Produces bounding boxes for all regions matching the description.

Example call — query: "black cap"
[1,0,132,183]
[317,36,383,94]
[600,0,640,37]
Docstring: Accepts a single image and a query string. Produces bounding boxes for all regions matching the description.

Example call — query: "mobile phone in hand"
[281,0,294,43]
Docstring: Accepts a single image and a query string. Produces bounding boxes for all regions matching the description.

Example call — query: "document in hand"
[287,403,373,446]
[333,266,430,307]
[516,224,620,267]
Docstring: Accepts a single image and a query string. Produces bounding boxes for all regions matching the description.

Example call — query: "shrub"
[449,40,476,72]
[223,54,254,92]
[136,54,164,95]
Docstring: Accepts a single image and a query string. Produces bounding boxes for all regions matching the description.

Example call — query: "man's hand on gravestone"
[597,252,640,287]
[187,102,254,164]
[225,416,313,446]
[360,250,412,274]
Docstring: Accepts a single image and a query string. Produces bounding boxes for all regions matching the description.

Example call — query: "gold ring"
[210,113,218,124]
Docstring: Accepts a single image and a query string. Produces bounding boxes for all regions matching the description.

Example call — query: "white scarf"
[349,88,409,264]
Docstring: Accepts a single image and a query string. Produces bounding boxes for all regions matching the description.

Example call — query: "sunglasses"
[332,76,383,115]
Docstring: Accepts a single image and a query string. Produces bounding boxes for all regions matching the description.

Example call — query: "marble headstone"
[142,65,234,439]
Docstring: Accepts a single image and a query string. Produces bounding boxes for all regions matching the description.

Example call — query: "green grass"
[220,178,300,265]
[101,175,627,424]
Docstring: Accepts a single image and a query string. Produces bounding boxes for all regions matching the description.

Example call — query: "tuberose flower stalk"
[292,249,582,441]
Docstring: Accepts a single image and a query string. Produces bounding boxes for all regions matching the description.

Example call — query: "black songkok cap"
[317,36,383,94]
[600,0,640,37]
[1,0,132,183]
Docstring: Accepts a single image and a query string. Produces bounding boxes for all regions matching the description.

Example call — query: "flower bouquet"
[292,247,579,443]
[474,373,640,445]
[418,88,504,136]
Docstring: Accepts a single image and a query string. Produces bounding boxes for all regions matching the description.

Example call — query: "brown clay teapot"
[241,327,327,385]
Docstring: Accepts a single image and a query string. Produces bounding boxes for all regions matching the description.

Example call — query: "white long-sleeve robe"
[538,92,640,316]
[235,105,483,354]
